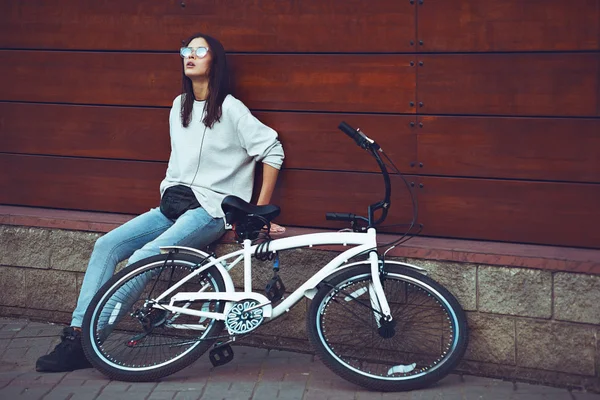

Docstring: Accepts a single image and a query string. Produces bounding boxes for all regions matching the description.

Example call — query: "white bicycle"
[82,122,468,392]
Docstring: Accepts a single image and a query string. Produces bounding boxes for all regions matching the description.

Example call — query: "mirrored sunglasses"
[180,47,209,59]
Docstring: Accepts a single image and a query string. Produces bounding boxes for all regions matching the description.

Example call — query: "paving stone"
[223,381,256,400]
[0,338,10,354]
[478,266,552,318]
[516,319,596,376]
[251,382,280,399]
[13,323,63,338]
[148,392,178,400]
[198,381,233,399]
[154,381,206,392]
[572,391,600,399]
[11,371,67,385]
[554,273,600,325]
[0,317,596,399]
[0,307,72,326]
[403,258,478,311]
[464,312,516,365]
[0,385,26,398]
[511,393,571,400]
[0,226,51,269]
[44,384,104,400]
[0,371,25,389]
[10,386,53,399]
[302,386,355,400]
[380,392,414,400]
[97,380,131,393]
[275,383,311,400]
[411,389,455,400]
[173,392,201,400]
[514,382,570,394]
[97,393,151,400]
[7,337,57,350]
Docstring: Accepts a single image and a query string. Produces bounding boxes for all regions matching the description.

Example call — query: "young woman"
[36,33,285,372]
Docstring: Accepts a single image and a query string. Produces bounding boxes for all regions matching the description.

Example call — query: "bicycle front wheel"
[82,253,226,381]
[307,264,468,392]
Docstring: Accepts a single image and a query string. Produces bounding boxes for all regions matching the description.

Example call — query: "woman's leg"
[37,207,173,372]
[128,207,226,265]
[70,208,173,327]
[96,207,226,335]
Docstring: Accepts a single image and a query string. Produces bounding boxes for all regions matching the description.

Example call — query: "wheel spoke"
[86,256,225,377]
[309,266,467,391]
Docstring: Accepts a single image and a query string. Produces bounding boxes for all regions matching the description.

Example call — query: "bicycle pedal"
[209,344,234,367]
[265,275,286,302]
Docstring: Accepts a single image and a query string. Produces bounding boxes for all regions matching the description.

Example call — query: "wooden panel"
[272,170,417,231]
[0,51,180,107]
[0,154,418,231]
[0,0,415,52]
[230,55,415,113]
[0,102,171,161]
[417,116,600,183]
[0,155,164,214]
[0,103,416,171]
[417,0,599,51]
[418,177,600,248]
[418,54,599,117]
[1,51,416,113]
[256,112,416,173]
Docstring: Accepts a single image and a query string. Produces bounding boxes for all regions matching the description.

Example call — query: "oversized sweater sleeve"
[236,111,285,170]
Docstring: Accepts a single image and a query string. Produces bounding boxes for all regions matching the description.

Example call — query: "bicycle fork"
[368,251,392,322]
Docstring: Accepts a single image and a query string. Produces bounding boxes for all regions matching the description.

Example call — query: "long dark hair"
[180,33,230,128]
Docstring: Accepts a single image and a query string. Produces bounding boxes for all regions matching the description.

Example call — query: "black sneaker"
[36,327,92,372]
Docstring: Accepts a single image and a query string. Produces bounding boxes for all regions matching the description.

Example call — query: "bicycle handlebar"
[338,121,364,147]
[326,121,392,230]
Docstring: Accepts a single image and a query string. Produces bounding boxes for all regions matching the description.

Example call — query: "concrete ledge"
[1,205,599,275]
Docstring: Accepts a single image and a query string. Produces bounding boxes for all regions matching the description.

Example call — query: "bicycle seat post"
[243,239,253,293]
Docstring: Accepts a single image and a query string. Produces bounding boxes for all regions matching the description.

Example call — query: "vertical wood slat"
[0,102,417,173]
[0,102,171,161]
[0,0,415,52]
[0,51,417,113]
[417,0,600,51]
[418,177,600,248]
[0,154,165,214]
[417,53,599,117]
[417,116,600,183]
[256,112,417,173]
[273,170,417,230]
[230,55,417,113]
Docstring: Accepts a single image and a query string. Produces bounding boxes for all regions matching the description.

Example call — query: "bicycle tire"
[307,263,468,392]
[82,252,226,381]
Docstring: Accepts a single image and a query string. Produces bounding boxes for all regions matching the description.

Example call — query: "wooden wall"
[1,0,599,248]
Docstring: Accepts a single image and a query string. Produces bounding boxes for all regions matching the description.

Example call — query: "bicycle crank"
[225,299,264,335]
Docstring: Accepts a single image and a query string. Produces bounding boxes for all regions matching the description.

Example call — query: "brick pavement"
[0,318,598,400]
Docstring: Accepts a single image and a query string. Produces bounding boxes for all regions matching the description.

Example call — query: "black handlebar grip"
[338,121,362,146]
[326,212,355,222]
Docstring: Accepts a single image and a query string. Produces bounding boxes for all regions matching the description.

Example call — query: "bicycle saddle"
[221,195,280,225]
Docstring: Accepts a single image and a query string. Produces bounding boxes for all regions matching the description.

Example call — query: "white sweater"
[159,94,285,219]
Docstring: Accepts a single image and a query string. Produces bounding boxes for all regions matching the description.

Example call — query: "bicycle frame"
[150,122,417,329]
[154,228,397,324]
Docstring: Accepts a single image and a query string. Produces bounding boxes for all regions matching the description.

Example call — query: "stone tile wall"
[0,225,598,391]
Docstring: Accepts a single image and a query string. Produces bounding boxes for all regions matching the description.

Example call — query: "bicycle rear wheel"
[307,263,468,391]
[82,253,226,381]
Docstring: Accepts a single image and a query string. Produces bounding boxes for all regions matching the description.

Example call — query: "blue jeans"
[71,207,226,327]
